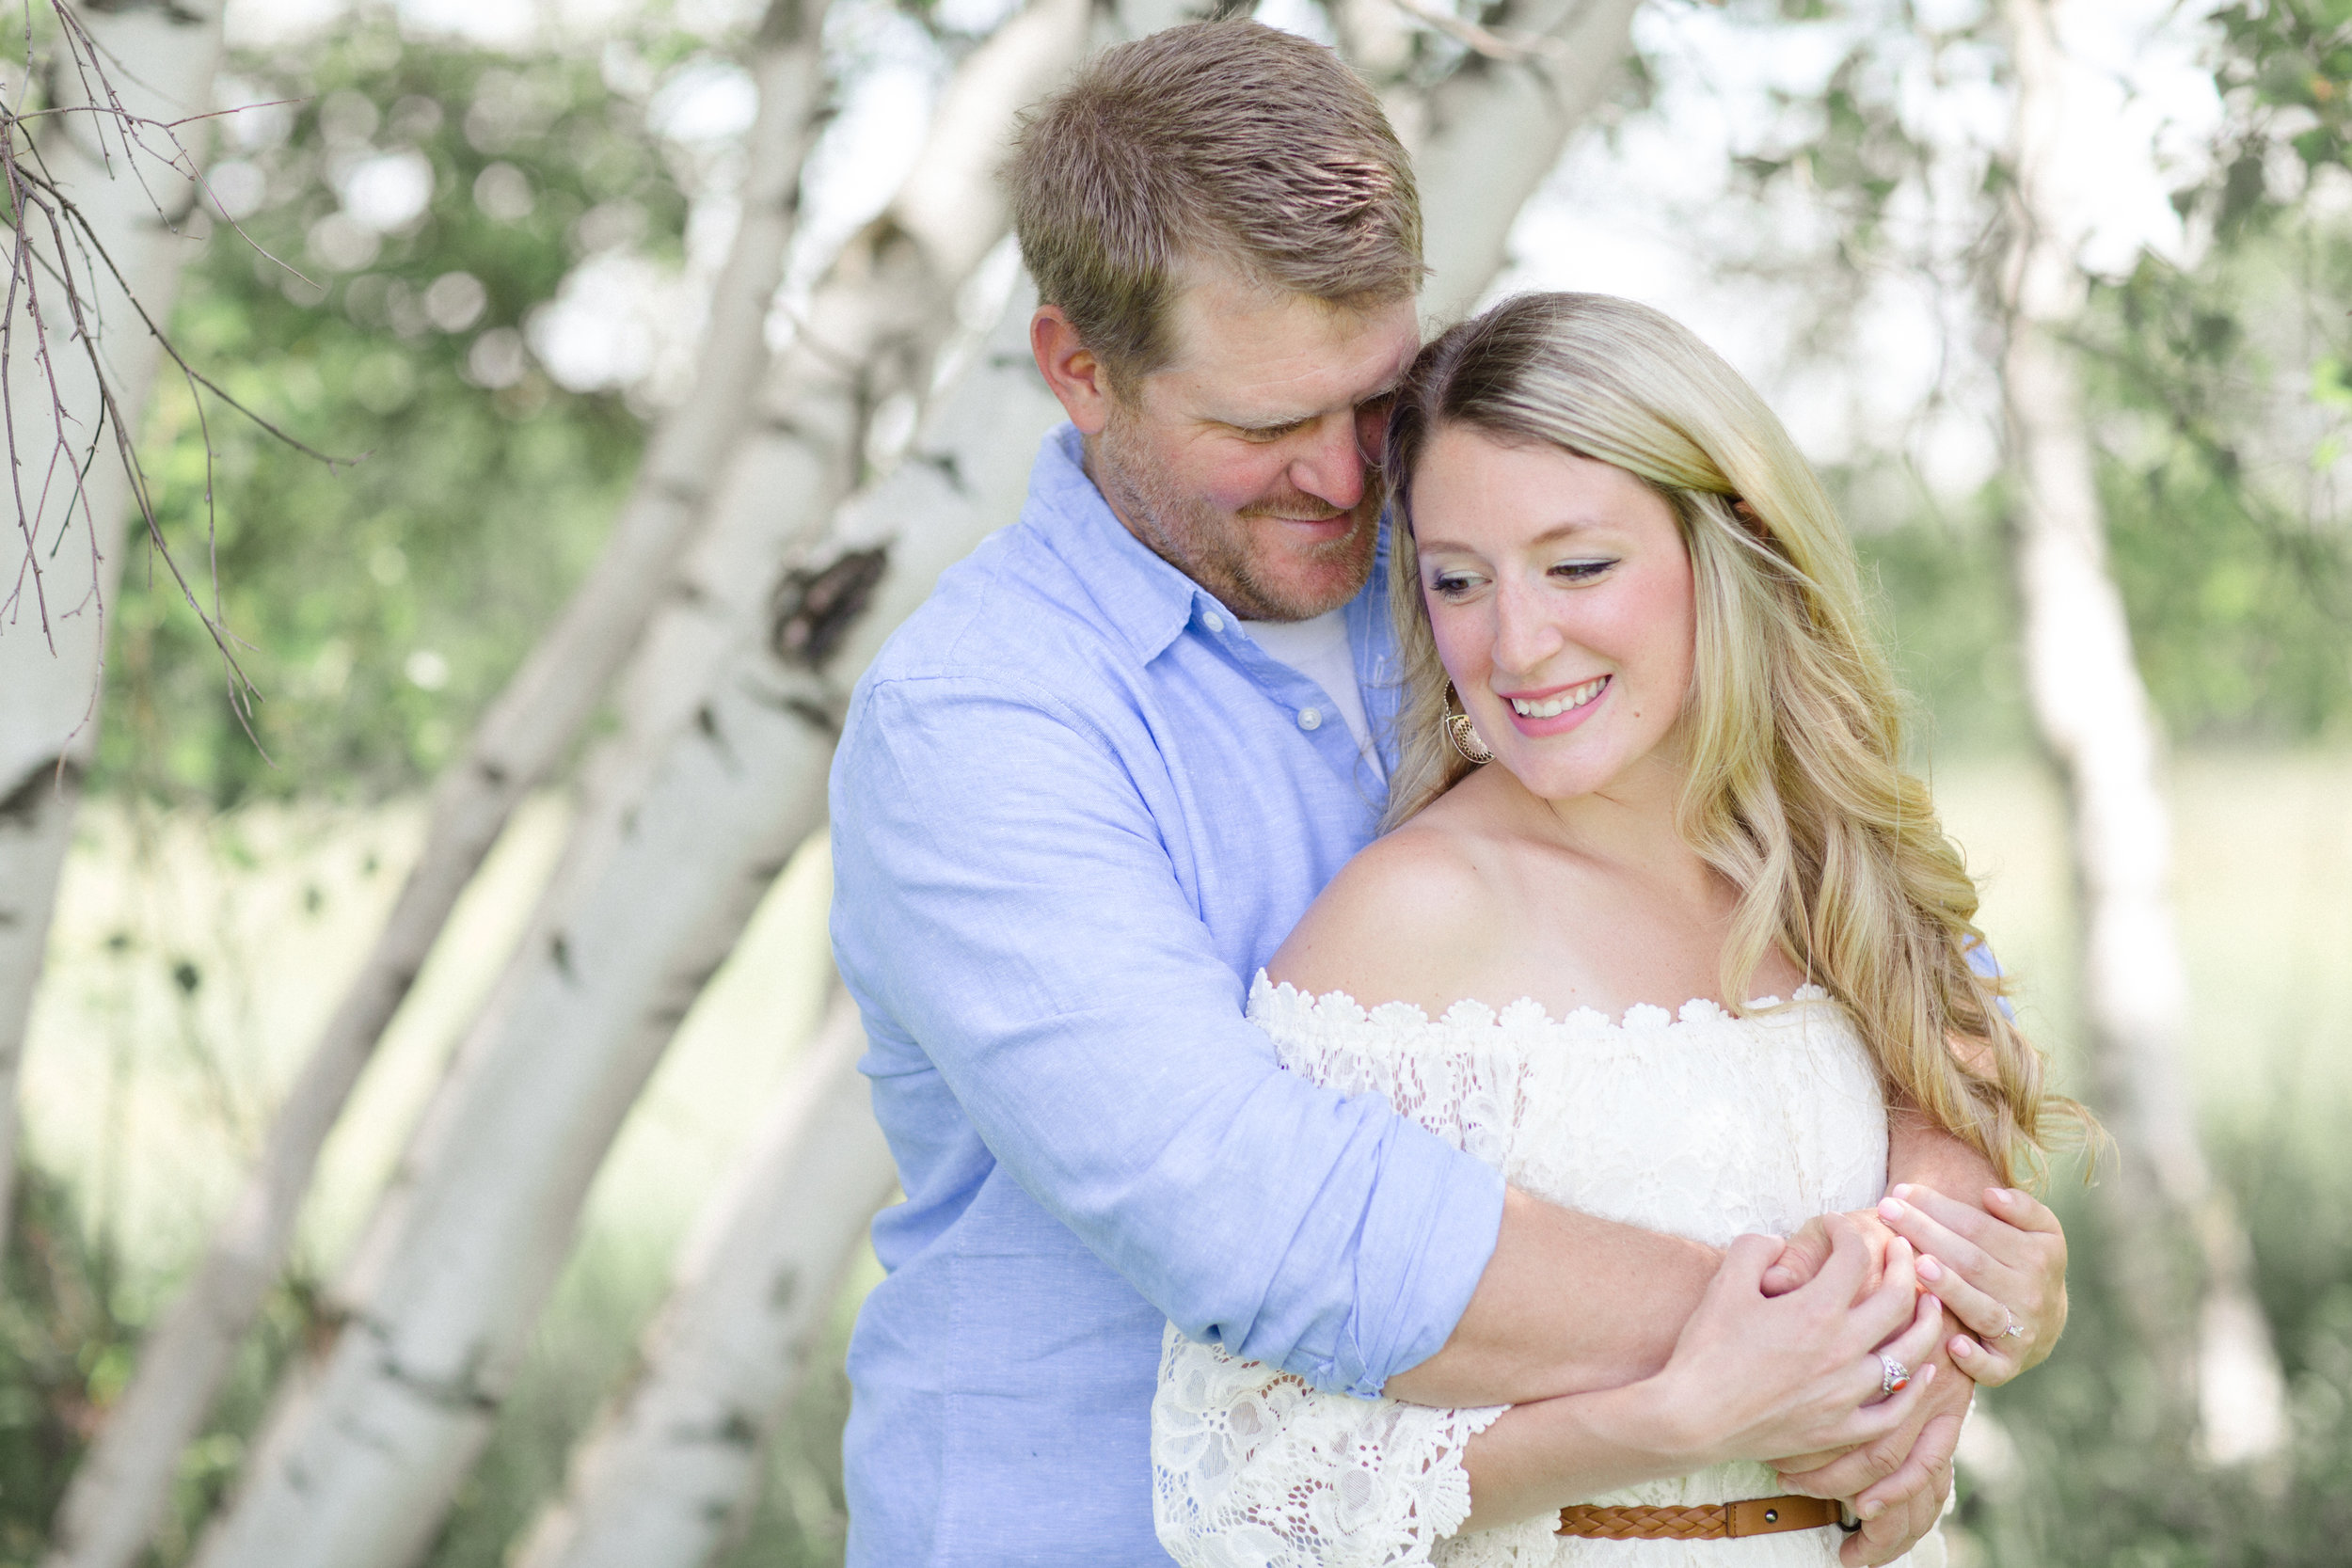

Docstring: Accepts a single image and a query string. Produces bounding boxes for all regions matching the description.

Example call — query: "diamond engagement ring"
[1879,1354,1911,1395]
[1999,1307,2025,1339]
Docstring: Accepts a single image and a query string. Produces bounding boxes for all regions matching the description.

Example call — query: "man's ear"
[1031,306,1115,436]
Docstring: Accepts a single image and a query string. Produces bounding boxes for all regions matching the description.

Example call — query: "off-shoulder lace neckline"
[1248,969,1833,1034]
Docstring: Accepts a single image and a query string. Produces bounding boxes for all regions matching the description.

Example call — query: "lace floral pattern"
[1150,975,1938,1568]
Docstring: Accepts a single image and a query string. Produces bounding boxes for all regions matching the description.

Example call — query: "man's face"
[1086,270,1422,622]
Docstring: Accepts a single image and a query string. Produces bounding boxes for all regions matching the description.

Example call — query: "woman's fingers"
[1877,1190,1997,1282]
[1983,1183,2064,1235]
[1871,1291,1947,1391]
[1915,1247,2015,1340]
[1947,1323,2026,1386]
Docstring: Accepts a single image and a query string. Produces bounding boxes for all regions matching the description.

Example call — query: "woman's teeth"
[1508,677,1608,719]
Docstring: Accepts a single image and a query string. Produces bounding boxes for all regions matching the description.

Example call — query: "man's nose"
[1287,415,1367,512]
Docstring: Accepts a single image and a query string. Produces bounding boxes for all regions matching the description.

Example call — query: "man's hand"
[1878,1183,2067,1385]
[1761,1209,1894,1297]
[1770,1304,1973,1566]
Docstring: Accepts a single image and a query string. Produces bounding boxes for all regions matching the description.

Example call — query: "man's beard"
[1091,411,1380,622]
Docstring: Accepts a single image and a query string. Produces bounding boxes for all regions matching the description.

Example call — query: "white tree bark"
[183,12,1091,1567]
[507,990,895,1568]
[326,0,1095,1325]
[184,276,1062,1568]
[1996,0,2284,1465]
[601,0,1096,759]
[30,10,834,1568]
[1407,0,1641,324]
[0,0,227,1261]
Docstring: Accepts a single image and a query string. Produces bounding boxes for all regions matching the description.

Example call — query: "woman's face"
[1410,422,1697,805]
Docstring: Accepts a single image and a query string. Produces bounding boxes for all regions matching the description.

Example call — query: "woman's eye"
[1552,559,1614,582]
[1429,573,1482,600]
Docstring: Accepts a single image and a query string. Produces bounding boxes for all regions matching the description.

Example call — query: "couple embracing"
[827,19,2078,1567]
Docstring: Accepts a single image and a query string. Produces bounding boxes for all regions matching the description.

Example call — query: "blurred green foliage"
[101,12,691,805]
[1956,1128,2352,1567]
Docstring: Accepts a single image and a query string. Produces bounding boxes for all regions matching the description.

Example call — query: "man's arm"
[1383,1189,1718,1406]
[833,673,1504,1396]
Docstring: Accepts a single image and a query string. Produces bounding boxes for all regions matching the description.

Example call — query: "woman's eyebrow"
[1419,519,1603,554]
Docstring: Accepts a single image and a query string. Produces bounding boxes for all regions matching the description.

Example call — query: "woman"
[1150,293,2079,1565]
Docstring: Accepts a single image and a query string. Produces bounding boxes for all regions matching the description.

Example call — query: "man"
[829,21,2061,1564]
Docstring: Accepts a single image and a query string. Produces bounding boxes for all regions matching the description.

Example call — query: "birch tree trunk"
[324,0,1094,1328]
[1409,0,1641,325]
[506,991,895,1568]
[0,0,226,1263]
[1995,0,2285,1466]
[599,0,1096,759]
[470,15,1641,1565]
[183,17,1093,1568]
[32,10,833,1567]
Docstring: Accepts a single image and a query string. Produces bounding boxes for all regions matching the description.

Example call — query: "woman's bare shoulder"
[1266,807,1516,1012]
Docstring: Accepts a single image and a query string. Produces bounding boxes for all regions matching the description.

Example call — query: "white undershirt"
[1244,610,1379,773]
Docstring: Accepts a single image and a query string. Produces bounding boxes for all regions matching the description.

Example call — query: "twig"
[1380,0,1581,65]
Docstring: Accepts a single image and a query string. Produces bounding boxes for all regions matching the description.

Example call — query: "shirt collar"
[1025,424,1221,664]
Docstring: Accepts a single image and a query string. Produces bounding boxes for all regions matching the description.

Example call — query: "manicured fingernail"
[1878,1197,1904,1222]
[1950,1335,1975,1357]
[1892,1183,1915,1200]
[1916,1254,1943,1281]
[1859,1501,1883,1521]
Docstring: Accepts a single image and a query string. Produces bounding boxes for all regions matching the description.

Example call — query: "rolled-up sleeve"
[831,673,1503,1398]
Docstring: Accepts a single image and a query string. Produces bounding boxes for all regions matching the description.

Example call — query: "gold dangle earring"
[1442,682,1495,766]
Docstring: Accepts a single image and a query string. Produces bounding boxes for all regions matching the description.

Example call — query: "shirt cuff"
[1329,1142,1507,1400]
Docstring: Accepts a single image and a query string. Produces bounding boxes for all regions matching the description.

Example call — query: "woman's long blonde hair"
[1381,293,2082,1185]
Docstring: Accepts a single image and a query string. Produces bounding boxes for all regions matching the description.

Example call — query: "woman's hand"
[1631,1219,1947,1471]
[1877,1182,2067,1384]
[1761,1184,2068,1386]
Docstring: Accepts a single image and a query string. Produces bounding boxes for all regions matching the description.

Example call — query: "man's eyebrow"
[1217,375,1410,434]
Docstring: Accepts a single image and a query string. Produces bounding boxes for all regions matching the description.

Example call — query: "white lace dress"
[1151,974,1947,1568]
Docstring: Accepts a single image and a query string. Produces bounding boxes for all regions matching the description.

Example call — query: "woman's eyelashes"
[1427,559,1616,600]
[1550,558,1616,582]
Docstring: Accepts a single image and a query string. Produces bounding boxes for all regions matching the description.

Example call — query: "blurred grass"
[8,747,2351,1565]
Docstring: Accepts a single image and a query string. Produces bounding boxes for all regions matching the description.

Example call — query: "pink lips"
[1496,674,1612,738]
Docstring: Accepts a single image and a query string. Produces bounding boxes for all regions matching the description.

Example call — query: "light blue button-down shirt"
[829,426,1508,1564]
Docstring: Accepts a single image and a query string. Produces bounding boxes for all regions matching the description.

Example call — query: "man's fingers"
[1841,1478,1942,1568]
[1712,1231,1785,1295]
[1762,1220,1829,1296]
[1805,1213,1872,1300]
[1851,1405,1963,1522]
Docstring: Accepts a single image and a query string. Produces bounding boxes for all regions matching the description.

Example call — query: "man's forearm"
[1384,1187,1719,1408]
[1886,1103,1998,1202]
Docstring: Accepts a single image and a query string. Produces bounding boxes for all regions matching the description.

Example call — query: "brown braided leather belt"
[1556,1495,1844,1540]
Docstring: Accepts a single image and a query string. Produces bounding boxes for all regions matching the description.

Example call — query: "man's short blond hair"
[1007,20,1422,390]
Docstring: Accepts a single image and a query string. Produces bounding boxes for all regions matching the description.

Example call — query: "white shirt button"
[1297,707,1322,731]
[1201,611,1225,633]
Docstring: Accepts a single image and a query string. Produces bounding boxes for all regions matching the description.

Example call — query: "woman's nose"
[1489,578,1561,677]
